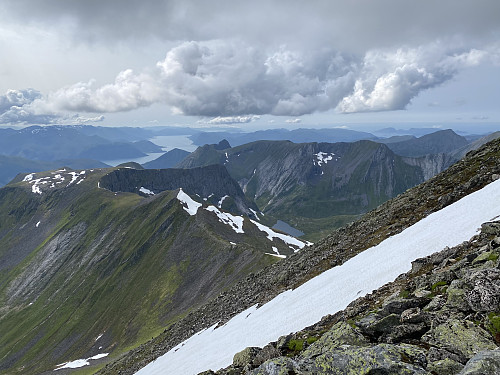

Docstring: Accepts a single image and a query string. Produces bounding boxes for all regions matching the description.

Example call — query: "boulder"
[233,347,261,368]
[422,319,497,363]
[427,358,464,375]
[301,321,368,358]
[459,349,500,374]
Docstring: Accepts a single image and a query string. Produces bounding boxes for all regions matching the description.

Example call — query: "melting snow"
[54,353,109,371]
[218,195,229,208]
[23,173,34,182]
[206,206,244,234]
[313,152,338,166]
[177,189,202,215]
[251,220,311,250]
[249,208,260,220]
[135,178,500,375]
[24,171,88,194]
[140,187,155,196]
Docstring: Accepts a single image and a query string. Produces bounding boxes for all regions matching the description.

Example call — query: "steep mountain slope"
[0,166,308,374]
[179,140,424,239]
[142,148,191,169]
[381,129,469,157]
[99,137,500,375]
[98,165,259,218]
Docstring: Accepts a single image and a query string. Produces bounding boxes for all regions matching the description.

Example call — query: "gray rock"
[358,313,400,337]
[459,349,500,374]
[422,319,497,362]
[233,347,261,368]
[465,268,500,312]
[301,321,368,358]
[301,343,428,374]
[481,222,500,235]
[250,357,300,375]
[427,358,464,375]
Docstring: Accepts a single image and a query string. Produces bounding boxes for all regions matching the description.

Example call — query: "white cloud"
[42,69,161,113]
[285,118,301,124]
[204,115,261,125]
[1,39,498,124]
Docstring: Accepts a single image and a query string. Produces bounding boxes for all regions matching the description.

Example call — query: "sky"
[0,0,499,132]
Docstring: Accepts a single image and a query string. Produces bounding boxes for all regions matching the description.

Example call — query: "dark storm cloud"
[1,1,499,120]
[2,1,500,50]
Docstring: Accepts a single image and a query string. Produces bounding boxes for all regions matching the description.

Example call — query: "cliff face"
[99,164,258,218]
[179,140,424,239]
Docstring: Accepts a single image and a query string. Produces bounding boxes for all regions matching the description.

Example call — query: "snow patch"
[206,206,244,234]
[265,253,287,259]
[135,178,500,375]
[23,173,34,182]
[36,221,41,228]
[140,187,155,196]
[313,152,338,166]
[177,189,202,215]
[251,220,310,250]
[54,353,108,371]
[249,208,260,220]
[218,195,229,208]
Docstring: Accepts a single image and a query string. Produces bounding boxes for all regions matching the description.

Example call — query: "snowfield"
[136,178,500,375]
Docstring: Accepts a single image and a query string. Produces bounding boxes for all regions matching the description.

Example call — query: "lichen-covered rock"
[253,344,280,366]
[445,280,469,311]
[427,358,464,375]
[250,357,300,375]
[481,222,500,235]
[458,349,500,374]
[422,319,497,362]
[358,313,400,337]
[233,347,261,368]
[465,268,500,312]
[300,343,428,375]
[301,322,368,358]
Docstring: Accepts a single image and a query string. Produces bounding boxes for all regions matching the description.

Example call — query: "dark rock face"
[99,164,258,217]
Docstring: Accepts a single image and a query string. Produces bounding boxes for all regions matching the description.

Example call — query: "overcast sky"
[0,0,499,131]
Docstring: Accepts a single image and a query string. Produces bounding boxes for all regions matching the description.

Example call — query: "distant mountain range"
[176,129,482,240]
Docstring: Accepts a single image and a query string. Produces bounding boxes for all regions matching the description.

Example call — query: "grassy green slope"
[0,168,281,374]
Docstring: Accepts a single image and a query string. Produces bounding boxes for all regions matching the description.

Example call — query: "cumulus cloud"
[204,115,261,125]
[41,69,161,113]
[1,40,498,123]
[285,119,301,124]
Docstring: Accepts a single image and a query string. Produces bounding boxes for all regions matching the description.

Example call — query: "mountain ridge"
[97,136,500,375]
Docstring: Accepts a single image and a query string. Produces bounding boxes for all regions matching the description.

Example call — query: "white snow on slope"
[54,353,108,371]
[206,206,244,233]
[313,152,338,166]
[24,170,88,195]
[218,195,229,208]
[177,189,202,215]
[251,219,311,250]
[136,179,500,375]
[140,187,155,196]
